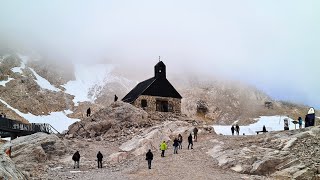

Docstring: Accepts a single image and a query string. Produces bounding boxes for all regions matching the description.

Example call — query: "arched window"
[141,99,147,108]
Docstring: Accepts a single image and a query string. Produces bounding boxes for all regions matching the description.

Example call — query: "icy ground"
[213,116,303,135]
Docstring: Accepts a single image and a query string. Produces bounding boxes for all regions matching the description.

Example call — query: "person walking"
[72,151,80,169]
[145,149,153,169]
[160,141,167,157]
[188,133,193,149]
[235,124,240,135]
[231,125,235,135]
[193,127,198,142]
[173,138,179,154]
[86,108,91,117]
[178,134,183,149]
[97,151,103,168]
[298,117,303,129]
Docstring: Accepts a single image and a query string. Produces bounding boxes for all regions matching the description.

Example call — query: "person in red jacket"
[5,146,11,157]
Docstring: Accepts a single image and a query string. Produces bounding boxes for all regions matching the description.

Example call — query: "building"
[122,61,182,113]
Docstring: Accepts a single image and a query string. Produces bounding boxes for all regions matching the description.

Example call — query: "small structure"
[264,101,273,109]
[122,61,182,113]
[305,107,316,127]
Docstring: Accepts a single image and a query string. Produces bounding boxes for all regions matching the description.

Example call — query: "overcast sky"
[0,0,319,108]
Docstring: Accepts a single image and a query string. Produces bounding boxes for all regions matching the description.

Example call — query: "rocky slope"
[207,126,320,179]
[0,100,319,179]
[0,51,315,127]
[0,147,26,179]
[175,76,312,125]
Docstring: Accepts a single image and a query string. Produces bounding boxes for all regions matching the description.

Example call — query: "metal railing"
[0,117,59,134]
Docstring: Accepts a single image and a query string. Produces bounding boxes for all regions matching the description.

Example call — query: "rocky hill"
[1,51,314,128]
[1,104,320,179]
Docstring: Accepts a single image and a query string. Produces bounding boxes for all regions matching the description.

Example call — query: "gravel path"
[48,135,264,180]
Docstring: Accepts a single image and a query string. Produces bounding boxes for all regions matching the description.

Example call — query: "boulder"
[1,133,68,178]
[0,152,26,180]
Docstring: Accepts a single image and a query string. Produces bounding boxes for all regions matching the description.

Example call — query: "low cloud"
[0,0,319,108]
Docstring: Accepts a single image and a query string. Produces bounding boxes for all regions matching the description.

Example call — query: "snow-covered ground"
[0,99,79,133]
[213,116,302,135]
[62,63,133,105]
[0,77,14,86]
[11,54,28,74]
[8,54,61,92]
[29,68,61,92]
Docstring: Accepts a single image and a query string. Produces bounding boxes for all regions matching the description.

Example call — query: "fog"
[0,0,319,108]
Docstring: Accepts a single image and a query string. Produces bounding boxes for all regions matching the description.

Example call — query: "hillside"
[0,102,319,179]
[0,51,316,131]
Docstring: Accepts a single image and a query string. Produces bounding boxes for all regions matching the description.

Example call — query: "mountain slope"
[0,51,315,131]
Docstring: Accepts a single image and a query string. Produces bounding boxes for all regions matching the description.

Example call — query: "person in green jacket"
[160,141,168,157]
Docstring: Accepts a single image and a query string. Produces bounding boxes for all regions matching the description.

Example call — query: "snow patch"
[64,109,73,115]
[29,68,61,92]
[62,64,120,105]
[213,116,300,135]
[0,77,14,86]
[62,63,135,106]
[0,99,79,133]
[11,54,28,74]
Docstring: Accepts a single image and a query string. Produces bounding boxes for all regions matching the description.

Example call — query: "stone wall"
[133,95,181,113]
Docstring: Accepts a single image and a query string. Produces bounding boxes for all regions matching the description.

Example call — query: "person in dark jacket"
[298,117,303,129]
[173,138,179,154]
[97,151,103,168]
[193,127,198,142]
[145,149,153,169]
[114,95,118,102]
[72,151,80,169]
[178,134,183,149]
[231,125,235,135]
[188,133,193,149]
[235,124,240,135]
[262,125,267,132]
[86,108,91,117]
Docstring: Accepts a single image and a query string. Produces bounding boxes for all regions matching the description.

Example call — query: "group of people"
[72,151,103,169]
[230,124,240,135]
[71,129,198,170]
[147,127,198,169]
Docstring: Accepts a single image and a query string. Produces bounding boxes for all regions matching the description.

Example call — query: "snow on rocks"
[0,77,14,86]
[62,64,114,105]
[0,99,79,133]
[29,68,61,92]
